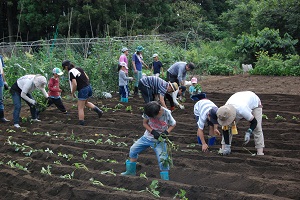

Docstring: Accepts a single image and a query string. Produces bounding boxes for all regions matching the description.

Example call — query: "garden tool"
[121,160,136,176]
[160,171,169,180]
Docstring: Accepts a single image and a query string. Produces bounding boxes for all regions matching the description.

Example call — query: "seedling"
[125,105,132,112]
[100,169,116,176]
[73,163,89,171]
[54,160,62,165]
[101,105,112,112]
[173,189,188,200]
[72,104,77,109]
[138,107,144,112]
[41,165,52,175]
[6,129,16,133]
[115,103,123,109]
[292,116,299,121]
[89,178,104,186]
[60,171,74,179]
[58,152,73,161]
[45,148,54,154]
[6,160,29,172]
[146,180,160,198]
[275,114,286,121]
[262,114,268,119]
[140,172,148,180]
[116,142,128,147]
[82,151,88,160]
[104,139,115,145]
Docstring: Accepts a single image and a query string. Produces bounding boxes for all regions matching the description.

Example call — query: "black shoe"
[0,118,10,122]
[79,120,85,126]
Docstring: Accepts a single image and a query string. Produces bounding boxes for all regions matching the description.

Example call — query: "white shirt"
[194,99,217,130]
[225,91,262,121]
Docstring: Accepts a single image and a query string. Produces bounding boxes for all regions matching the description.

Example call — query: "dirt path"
[0,75,299,199]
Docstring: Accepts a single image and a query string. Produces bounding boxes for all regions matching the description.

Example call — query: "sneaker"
[31,119,41,122]
[257,152,264,156]
[14,124,21,128]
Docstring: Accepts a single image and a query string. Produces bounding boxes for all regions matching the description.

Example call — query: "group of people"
[0,48,265,181]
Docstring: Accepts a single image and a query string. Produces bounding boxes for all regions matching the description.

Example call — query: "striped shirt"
[140,76,168,96]
[167,62,187,83]
[194,99,217,130]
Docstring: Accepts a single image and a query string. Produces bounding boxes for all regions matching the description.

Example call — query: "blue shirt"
[153,61,163,74]
[167,62,187,83]
[132,53,143,71]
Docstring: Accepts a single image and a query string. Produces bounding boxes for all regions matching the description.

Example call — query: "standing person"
[138,76,178,109]
[0,55,9,122]
[62,60,103,126]
[132,46,149,95]
[118,62,133,102]
[121,101,176,180]
[151,53,163,77]
[194,99,220,152]
[217,91,265,155]
[119,47,129,75]
[166,61,195,86]
[47,67,67,113]
[10,74,49,128]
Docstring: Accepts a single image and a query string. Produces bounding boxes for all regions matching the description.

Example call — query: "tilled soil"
[0,75,299,200]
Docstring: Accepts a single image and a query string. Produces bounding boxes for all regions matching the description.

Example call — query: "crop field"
[0,75,299,200]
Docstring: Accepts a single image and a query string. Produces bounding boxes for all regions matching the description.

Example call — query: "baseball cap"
[62,60,71,68]
[217,105,236,126]
[120,61,128,69]
[209,107,219,124]
[153,53,158,58]
[121,47,129,52]
[191,77,197,84]
[53,67,63,76]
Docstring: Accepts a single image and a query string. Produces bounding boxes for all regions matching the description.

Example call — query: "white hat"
[121,47,129,52]
[33,75,47,89]
[152,53,158,58]
[53,67,63,76]
[217,105,236,126]
[120,61,128,69]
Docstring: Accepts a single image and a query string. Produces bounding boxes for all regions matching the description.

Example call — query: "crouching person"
[121,101,176,180]
[10,74,48,128]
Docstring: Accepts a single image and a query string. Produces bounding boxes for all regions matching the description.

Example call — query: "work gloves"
[151,130,169,139]
[151,130,160,139]
[28,99,36,106]
[244,128,253,145]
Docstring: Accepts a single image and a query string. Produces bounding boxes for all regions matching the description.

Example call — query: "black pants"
[166,71,179,85]
[164,93,174,107]
[138,81,154,103]
[48,97,67,112]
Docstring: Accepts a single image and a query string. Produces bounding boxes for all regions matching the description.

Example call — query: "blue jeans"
[11,91,37,124]
[134,71,142,87]
[78,85,92,100]
[129,136,169,171]
[0,86,3,110]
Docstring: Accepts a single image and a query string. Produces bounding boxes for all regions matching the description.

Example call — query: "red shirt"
[48,77,61,97]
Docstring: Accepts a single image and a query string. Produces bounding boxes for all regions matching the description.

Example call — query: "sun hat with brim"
[121,47,129,52]
[217,105,236,126]
[209,107,219,125]
[168,81,179,92]
[53,67,63,76]
[136,46,144,52]
[120,61,128,69]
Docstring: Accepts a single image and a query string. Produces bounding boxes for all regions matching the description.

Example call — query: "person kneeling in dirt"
[194,99,220,152]
[217,91,264,156]
[62,60,103,126]
[121,101,176,180]
[164,85,186,111]
[10,74,49,128]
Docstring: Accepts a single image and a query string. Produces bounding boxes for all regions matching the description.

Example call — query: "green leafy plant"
[100,169,116,176]
[173,189,188,200]
[275,114,286,121]
[73,163,89,171]
[82,151,88,160]
[125,105,133,112]
[60,171,74,179]
[114,103,124,109]
[89,178,104,186]
[262,114,268,119]
[292,116,299,121]
[146,180,160,198]
[57,152,73,161]
[6,160,30,172]
[41,165,52,175]
[140,172,148,180]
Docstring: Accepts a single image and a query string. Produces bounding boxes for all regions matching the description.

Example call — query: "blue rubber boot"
[124,98,128,102]
[160,171,169,180]
[197,136,202,145]
[121,160,136,176]
[208,136,216,146]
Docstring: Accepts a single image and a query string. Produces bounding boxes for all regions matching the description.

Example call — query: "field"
[0,75,300,200]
